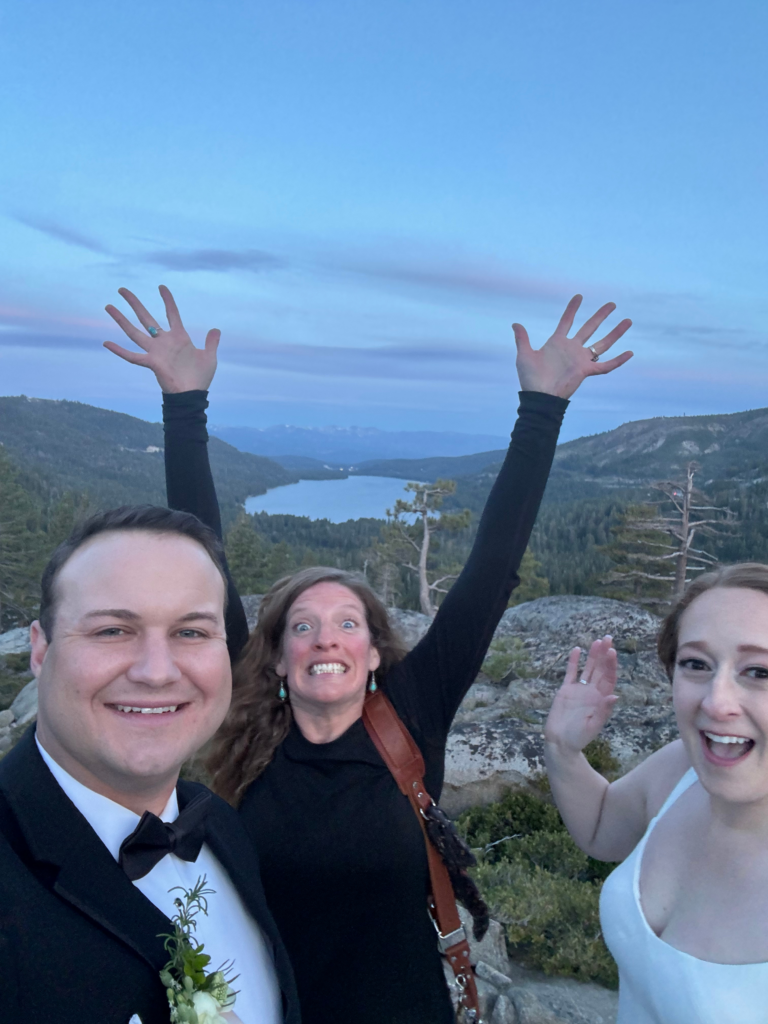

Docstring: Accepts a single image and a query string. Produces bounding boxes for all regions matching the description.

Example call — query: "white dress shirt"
[36,737,281,1024]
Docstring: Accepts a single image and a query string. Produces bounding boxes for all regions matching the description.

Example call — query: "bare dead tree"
[601,463,737,608]
[654,462,737,598]
[381,479,470,617]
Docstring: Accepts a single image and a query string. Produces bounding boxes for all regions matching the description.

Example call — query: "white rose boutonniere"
[158,876,238,1024]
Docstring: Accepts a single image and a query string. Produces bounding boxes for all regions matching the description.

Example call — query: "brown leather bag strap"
[363,690,480,1019]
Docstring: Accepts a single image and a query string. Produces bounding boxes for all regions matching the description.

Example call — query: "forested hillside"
[4,396,768,630]
[439,406,768,595]
[0,396,294,521]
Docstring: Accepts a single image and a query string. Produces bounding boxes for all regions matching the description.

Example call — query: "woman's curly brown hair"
[206,566,409,805]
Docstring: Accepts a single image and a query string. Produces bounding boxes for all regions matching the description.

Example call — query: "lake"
[245,475,412,523]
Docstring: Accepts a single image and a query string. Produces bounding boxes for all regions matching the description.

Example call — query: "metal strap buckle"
[435,923,467,954]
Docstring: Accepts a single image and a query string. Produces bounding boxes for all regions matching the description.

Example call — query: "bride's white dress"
[600,767,768,1024]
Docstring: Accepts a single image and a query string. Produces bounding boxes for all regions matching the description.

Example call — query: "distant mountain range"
[209,423,509,465]
[3,396,768,527]
[270,450,506,481]
[344,406,768,505]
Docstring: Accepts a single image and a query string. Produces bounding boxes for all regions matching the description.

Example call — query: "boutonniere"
[159,876,238,1024]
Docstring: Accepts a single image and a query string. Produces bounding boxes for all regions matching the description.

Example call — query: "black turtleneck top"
[163,389,567,1024]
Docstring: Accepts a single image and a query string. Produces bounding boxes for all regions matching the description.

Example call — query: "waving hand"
[544,637,619,754]
[104,285,219,393]
[514,295,633,399]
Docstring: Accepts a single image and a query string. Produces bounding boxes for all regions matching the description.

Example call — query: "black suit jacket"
[0,729,300,1024]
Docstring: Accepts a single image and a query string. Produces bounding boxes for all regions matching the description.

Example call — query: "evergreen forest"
[4,395,768,630]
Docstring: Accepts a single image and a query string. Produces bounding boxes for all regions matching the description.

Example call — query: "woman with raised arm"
[105,287,632,1024]
[545,566,768,1024]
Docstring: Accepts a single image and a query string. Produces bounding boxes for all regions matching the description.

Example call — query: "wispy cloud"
[637,319,766,353]
[0,329,96,351]
[219,336,507,382]
[0,304,105,332]
[141,248,285,273]
[0,305,501,381]
[328,253,573,305]
[13,214,111,255]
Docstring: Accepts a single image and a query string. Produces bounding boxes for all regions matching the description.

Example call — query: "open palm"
[514,295,633,399]
[544,637,619,753]
[104,285,219,394]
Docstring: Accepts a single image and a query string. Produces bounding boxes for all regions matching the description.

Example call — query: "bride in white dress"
[544,562,768,1024]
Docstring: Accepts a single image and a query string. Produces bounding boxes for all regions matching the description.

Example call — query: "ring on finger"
[579,678,590,685]
[147,326,160,337]
[588,345,599,362]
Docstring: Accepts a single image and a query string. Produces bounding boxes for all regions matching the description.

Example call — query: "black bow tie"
[119,790,212,881]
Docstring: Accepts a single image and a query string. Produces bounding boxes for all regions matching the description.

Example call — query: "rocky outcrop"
[443,907,618,1023]
[442,596,676,815]
[0,627,34,753]
[0,626,32,656]
[0,596,675,807]
[0,593,676,780]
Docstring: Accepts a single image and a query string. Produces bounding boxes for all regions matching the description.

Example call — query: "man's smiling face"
[32,529,231,810]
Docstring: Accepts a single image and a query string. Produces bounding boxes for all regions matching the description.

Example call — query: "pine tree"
[225,513,294,594]
[0,448,43,627]
[44,491,92,549]
[508,548,550,607]
[598,464,737,610]
[378,479,471,616]
[598,504,677,611]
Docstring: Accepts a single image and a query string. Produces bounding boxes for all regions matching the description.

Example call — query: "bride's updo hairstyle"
[207,566,408,805]
[657,562,768,681]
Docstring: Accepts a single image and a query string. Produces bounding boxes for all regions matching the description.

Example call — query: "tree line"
[0,445,760,632]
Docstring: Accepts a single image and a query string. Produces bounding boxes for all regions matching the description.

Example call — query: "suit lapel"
[0,730,170,971]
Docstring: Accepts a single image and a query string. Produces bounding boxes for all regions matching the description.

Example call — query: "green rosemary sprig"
[158,875,238,1024]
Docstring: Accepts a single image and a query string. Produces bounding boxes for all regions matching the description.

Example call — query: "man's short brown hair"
[39,505,229,641]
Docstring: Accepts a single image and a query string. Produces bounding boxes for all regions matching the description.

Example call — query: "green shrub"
[458,790,565,858]
[505,830,616,884]
[3,652,30,673]
[475,859,618,989]
[458,774,620,987]
[584,736,620,779]
[531,736,619,800]
[482,636,532,682]
[509,831,590,879]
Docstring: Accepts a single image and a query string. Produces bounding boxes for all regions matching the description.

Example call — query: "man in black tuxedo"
[0,506,300,1024]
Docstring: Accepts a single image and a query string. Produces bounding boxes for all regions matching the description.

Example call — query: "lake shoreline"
[245,475,412,524]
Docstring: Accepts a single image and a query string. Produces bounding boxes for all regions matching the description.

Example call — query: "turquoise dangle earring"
[368,671,377,694]
[278,678,288,702]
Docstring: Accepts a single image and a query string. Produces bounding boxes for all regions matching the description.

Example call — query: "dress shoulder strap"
[655,766,698,822]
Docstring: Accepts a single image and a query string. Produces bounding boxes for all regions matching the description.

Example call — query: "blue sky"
[1,0,766,442]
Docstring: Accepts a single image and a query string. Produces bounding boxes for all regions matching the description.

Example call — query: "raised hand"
[104,285,220,394]
[513,295,633,399]
[544,636,619,754]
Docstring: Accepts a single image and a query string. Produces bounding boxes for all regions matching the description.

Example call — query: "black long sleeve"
[386,390,567,752]
[162,391,249,660]
[162,388,566,761]
[163,389,568,1024]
